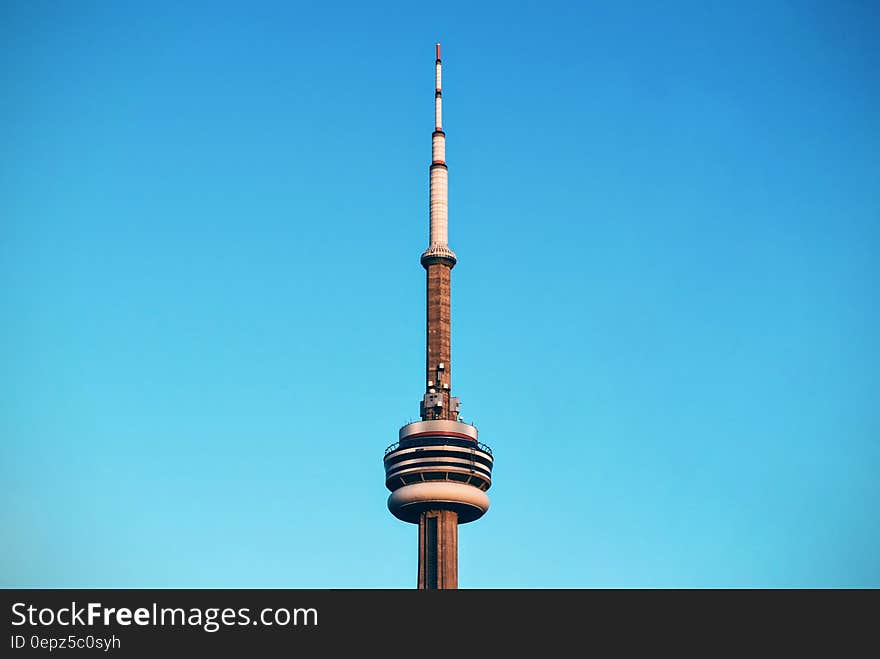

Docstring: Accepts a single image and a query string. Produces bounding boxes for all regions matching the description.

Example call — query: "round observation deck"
[384,420,493,524]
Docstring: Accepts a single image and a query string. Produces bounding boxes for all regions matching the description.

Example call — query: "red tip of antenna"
[436,43,441,60]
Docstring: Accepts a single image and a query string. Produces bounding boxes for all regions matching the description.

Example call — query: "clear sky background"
[2,1,877,588]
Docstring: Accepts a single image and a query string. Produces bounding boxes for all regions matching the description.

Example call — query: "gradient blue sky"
[2,1,878,587]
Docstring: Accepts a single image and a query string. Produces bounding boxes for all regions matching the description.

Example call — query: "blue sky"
[1,1,877,587]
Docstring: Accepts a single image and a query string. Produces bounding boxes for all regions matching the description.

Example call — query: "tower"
[383,44,493,589]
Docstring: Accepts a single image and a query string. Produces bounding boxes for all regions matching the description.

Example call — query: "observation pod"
[385,420,493,524]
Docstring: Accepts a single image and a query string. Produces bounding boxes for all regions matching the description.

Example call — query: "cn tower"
[383,44,494,589]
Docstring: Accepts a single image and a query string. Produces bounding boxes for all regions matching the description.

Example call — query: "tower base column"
[418,510,458,589]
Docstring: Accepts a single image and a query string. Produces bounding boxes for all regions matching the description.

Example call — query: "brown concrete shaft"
[418,510,458,589]
[424,261,454,419]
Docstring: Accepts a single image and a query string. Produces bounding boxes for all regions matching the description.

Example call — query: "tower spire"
[435,43,442,132]
[426,43,452,256]
[422,42,456,420]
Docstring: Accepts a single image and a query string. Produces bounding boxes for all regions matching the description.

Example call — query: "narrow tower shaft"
[424,263,453,419]
[418,510,458,589]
